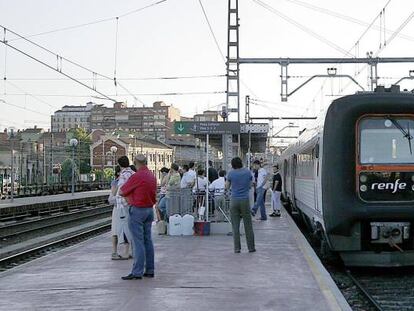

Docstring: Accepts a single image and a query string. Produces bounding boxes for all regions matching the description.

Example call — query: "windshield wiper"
[387,116,413,155]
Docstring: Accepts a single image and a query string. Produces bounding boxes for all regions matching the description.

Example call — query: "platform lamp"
[110,146,118,173]
[69,138,78,196]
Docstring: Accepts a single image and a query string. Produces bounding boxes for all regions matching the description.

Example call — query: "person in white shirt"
[251,160,268,220]
[187,161,197,188]
[180,165,191,189]
[193,169,207,194]
[209,170,227,221]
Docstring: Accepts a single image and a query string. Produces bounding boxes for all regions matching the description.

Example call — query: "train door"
[283,159,288,196]
[291,154,298,210]
[313,143,321,213]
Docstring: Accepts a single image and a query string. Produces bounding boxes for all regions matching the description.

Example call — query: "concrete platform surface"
[0,190,110,209]
[0,211,349,311]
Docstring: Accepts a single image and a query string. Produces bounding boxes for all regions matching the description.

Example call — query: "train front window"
[359,117,414,164]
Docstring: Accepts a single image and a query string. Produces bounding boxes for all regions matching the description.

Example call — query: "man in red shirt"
[120,154,157,280]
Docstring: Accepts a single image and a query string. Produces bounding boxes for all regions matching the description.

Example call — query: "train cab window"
[359,117,414,164]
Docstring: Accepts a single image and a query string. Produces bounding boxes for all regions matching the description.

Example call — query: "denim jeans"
[128,207,154,276]
[158,196,167,220]
[230,198,255,252]
[252,187,266,220]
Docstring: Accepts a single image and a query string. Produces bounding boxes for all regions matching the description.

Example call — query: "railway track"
[344,268,414,311]
[0,204,112,241]
[288,208,414,311]
[0,223,110,271]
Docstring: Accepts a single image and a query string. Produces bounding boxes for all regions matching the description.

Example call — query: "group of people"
[108,154,284,279]
[155,161,227,221]
[251,160,282,220]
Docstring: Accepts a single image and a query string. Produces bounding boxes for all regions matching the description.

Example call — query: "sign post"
[205,134,209,222]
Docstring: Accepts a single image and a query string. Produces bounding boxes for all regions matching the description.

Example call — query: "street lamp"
[110,146,118,172]
[69,138,78,196]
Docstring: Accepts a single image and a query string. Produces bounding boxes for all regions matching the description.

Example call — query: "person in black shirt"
[270,165,282,217]
[208,160,219,184]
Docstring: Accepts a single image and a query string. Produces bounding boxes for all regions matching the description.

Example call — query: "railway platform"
[0,208,351,311]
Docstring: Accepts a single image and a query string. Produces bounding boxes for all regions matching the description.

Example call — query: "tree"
[60,158,79,183]
[68,128,92,175]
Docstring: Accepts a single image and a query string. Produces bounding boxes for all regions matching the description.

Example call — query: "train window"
[295,149,315,178]
[314,144,319,159]
[359,117,414,164]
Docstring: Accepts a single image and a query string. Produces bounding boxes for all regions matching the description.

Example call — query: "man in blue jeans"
[251,160,268,220]
[120,154,157,280]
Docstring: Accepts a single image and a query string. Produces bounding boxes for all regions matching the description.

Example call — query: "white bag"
[156,220,167,235]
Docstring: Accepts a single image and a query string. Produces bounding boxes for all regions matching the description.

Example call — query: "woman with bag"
[109,165,121,259]
[113,156,135,260]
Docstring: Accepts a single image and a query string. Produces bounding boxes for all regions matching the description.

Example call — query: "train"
[279,85,414,266]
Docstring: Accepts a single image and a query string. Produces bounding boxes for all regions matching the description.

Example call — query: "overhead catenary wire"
[251,0,354,56]
[198,0,259,98]
[198,0,226,64]
[302,0,394,115]
[281,0,414,42]
[3,74,226,81]
[4,91,226,97]
[8,0,168,42]
[0,98,50,117]
[5,80,55,109]
[339,6,414,94]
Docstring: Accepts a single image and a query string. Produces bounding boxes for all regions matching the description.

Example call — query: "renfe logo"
[371,179,407,194]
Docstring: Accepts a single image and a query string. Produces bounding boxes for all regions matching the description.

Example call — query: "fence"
[163,188,231,223]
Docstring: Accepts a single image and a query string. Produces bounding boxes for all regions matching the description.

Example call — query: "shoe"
[234,249,241,253]
[248,249,256,253]
[269,212,277,217]
[143,273,154,278]
[121,274,142,280]
[275,211,281,217]
[251,210,256,217]
[112,254,127,260]
[260,218,267,221]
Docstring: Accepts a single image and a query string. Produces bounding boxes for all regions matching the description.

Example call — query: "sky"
[0,0,413,142]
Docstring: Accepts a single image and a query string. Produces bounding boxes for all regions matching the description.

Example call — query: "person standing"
[165,163,181,216]
[114,156,134,260]
[270,165,282,217]
[187,161,197,188]
[156,167,169,221]
[251,160,268,220]
[226,157,255,253]
[109,165,122,259]
[120,155,157,280]
[180,165,191,189]
[209,170,226,221]
[208,160,218,183]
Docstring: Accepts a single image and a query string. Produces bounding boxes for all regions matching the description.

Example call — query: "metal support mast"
[226,0,240,120]
[223,0,240,170]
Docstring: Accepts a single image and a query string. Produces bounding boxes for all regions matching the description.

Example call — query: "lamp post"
[110,146,118,172]
[70,138,78,196]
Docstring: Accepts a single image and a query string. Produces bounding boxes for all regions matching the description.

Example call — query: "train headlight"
[384,119,393,128]
[360,185,368,192]
[360,175,368,183]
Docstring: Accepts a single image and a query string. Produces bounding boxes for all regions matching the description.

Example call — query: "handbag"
[157,220,167,235]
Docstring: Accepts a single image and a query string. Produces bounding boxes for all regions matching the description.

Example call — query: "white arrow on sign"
[177,123,185,132]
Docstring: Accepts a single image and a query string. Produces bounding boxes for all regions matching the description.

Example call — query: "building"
[90,101,180,142]
[51,102,99,132]
[90,135,173,182]
[193,110,223,122]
